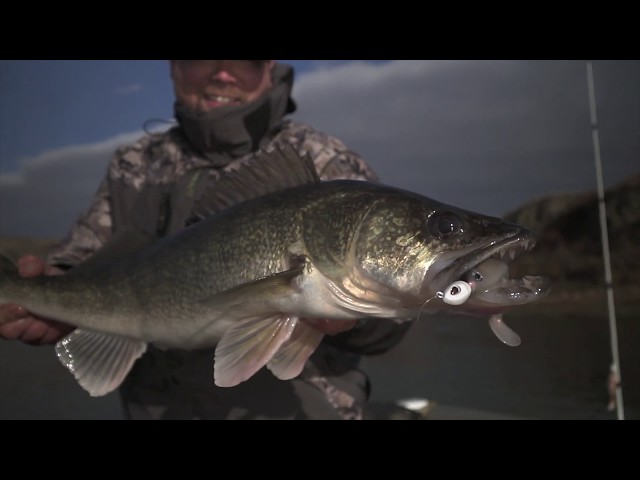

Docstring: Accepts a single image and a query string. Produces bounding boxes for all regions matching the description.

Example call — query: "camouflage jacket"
[47,120,411,419]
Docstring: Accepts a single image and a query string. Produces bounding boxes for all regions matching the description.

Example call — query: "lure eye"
[428,213,464,237]
[442,281,473,305]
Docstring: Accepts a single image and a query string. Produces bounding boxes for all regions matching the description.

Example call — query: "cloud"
[291,60,638,216]
[0,132,143,238]
[1,60,637,241]
[114,84,142,95]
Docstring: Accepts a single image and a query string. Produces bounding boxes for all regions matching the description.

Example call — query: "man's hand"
[0,255,73,345]
[302,318,358,336]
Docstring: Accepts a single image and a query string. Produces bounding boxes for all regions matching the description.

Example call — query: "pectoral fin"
[208,264,312,387]
[214,315,298,387]
[267,321,325,380]
[200,266,304,313]
[55,329,147,397]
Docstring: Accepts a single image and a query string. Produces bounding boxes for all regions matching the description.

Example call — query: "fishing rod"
[585,60,624,420]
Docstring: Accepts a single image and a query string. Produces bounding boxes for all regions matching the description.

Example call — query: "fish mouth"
[435,231,550,310]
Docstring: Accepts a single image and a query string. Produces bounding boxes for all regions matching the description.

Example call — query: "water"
[2,301,637,420]
[362,304,639,420]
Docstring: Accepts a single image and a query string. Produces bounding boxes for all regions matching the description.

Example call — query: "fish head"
[351,192,550,317]
[420,206,550,315]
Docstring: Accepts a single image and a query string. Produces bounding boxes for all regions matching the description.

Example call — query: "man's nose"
[210,61,236,83]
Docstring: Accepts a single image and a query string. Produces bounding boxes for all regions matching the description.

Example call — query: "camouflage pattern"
[47,120,404,420]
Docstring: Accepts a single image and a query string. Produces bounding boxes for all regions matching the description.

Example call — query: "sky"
[0,60,638,239]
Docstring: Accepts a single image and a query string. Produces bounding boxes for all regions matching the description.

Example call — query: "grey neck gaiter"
[174,63,297,167]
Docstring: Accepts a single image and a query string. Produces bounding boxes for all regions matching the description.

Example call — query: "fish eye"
[428,212,464,237]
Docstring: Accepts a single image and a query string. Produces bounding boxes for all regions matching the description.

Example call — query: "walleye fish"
[0,145,549,396]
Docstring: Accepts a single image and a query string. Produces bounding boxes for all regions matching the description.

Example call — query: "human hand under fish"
[302,318,358,336]
[0,255,72,345]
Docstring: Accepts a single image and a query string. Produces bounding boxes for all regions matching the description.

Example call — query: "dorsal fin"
[190,143,320,221]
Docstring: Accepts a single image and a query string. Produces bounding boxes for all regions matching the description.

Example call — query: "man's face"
[170,60,275,113]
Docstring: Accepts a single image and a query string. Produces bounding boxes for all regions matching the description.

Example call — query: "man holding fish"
[0,61,549,419]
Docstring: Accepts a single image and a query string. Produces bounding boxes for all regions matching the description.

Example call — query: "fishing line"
[416,293,440,322]
[416,280,473,322]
